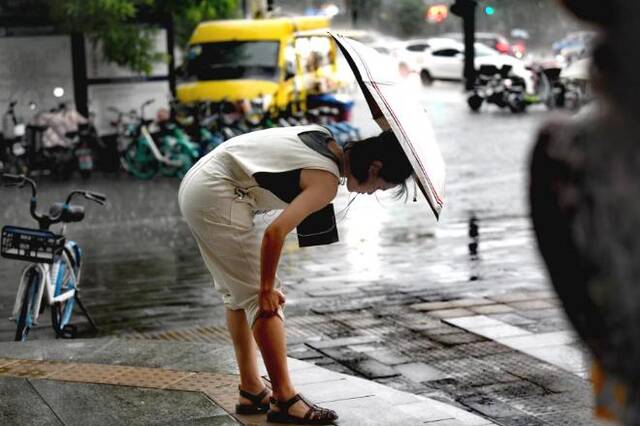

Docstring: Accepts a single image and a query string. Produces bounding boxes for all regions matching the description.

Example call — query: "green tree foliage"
[388,0,426,38]
[156,0,239,47]
[48,0,239,74]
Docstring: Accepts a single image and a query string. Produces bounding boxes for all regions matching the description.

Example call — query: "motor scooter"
[1,100,28,174]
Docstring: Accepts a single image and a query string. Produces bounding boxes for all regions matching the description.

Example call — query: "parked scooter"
[29,102,96,180]
[118,99,198,180]
[0,100,28,174]
[468,65,528,113]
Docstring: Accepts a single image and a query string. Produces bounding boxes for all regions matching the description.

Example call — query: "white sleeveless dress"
[178,125,339,326]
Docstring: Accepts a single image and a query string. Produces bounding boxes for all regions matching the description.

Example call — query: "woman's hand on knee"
[258,289,286,318]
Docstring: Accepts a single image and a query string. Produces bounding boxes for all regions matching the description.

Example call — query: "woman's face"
[346,161,396,195]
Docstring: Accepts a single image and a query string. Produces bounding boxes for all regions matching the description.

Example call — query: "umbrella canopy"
[330,32,446,219]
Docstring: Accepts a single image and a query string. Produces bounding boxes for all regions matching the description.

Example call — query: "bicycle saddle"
[49,202,85,222]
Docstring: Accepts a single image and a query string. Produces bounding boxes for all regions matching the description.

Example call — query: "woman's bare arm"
[260,170,338,295]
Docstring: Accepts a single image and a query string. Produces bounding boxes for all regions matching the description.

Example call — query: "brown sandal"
[266,393,338,425]
[235,386,271,414]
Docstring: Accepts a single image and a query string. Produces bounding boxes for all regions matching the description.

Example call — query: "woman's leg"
[225,308,270,404]
[253,315,313,418]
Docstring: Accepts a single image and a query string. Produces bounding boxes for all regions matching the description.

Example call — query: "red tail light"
[496,42,510,54]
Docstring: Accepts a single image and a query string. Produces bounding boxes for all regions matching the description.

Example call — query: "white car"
[389,38,434,76]
[417,38,534,92]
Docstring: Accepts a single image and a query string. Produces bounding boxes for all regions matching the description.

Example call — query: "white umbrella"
[330,32,446,219]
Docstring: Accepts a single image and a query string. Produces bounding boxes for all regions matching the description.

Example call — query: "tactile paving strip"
[0,357,242,420]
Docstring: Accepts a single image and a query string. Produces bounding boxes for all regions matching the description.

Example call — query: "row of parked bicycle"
[0,98,361,180]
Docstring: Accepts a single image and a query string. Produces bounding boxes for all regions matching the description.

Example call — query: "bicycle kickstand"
[75,292,98,332]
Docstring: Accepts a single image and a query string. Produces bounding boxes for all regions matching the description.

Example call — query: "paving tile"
[155,414,241,425]
[421,396,497,425]
[471,304,515,314]
[322,396,425,426]
[0,377,62,426]
[395,362,449,383]
[430,332,486,346]
[288,365,349,386]
[410,301,460,311]
[518,308,562,320]
[498,331,578,351]
[473,325,532,340]
[0,359,74,379]
[459,395,526,418]
[525,345,589,375]
[30,379,228,425]
[490,292,542,304]
[487,313,535,326]
[429,308,475,319]
[346,359,399,379]
[445,315,502,330]
[305,335,380,350]
[395,400,457,422]
[508,300,557,311]
[364,348,412,365]
[294,377,374,403]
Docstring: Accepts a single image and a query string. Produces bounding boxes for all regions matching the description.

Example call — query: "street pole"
[451,0,477,90]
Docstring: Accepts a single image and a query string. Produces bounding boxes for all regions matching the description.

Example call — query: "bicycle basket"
[1,225,65,264]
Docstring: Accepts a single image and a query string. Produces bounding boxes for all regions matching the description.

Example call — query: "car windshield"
[182,41,280,82]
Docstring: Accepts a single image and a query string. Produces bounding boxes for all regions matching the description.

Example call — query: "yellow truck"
[176,16,343,113]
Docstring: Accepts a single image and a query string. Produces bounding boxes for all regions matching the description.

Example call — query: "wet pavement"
[0,81,604,425]
[0,338,494,425]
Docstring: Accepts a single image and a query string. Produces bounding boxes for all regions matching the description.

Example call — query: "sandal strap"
[297,394,334,421]
[238,386,270,405]
[275,393,303,411]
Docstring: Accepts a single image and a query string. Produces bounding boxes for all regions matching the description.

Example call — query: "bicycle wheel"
[15,268,41,342]
[122,139,158,179]
[51,249,77,338]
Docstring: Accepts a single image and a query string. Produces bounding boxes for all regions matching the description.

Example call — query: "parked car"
[553,31,597,65]
[389,38,436,76]
[417,38,534,92]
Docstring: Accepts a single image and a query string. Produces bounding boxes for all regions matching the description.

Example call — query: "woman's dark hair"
[346,130,414,197]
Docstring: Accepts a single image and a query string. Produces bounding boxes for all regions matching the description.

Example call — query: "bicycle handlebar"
[2,173,107,228]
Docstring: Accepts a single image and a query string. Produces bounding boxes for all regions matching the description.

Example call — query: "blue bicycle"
[1,173,106,341]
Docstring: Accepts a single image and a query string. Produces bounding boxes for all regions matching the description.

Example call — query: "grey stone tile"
[322,396,425,426]
[306,335,380,350]
[445,315,502,329]
[473,324,532,340]
[294,378,374,403]
[0,338,240,374]
[471,304,515,314]
[395,362,449,383]
[155,414,241,425]
[459,395,526,418]
[0,377,62,426]
[346,359,399,379]
[525,345,589,375]
[365,348,412,365]
[499,331,579,351]
[429,308,475,319]
[30,379,226,426]
[507,300,557,311]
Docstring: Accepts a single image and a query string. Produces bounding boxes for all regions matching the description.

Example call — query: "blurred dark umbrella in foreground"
[330,32,446,219]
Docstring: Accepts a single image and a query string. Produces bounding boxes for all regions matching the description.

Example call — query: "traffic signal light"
[484,5,495,15]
